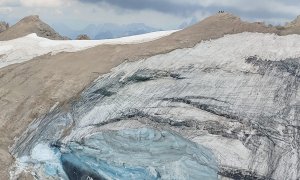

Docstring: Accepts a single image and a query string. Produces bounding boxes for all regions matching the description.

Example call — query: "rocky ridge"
[76,34,91,40]
[279,15,300,35]
[0,15,67,41]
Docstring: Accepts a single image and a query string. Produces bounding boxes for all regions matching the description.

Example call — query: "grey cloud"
[79,0,204,17]
[79,0,299,21]
[78,0,300,24]
[277,0,300,5]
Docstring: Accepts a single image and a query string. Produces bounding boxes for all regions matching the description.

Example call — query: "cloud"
[0,7,12,14]
[20,0,69,7]
[79,0,203,17]
[77,0,300,23]
[2,0,300,31]
[0,0,12,4]
[193,0,300,18]
[0,0,18,6]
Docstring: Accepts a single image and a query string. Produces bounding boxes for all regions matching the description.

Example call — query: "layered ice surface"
[61,128,217,180]
[16,128,217,180]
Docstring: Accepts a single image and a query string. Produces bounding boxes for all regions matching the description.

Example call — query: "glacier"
[10,32,300,179]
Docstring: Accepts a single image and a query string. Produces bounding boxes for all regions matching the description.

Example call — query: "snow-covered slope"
[0,30,177,69]
[11,32,300,179]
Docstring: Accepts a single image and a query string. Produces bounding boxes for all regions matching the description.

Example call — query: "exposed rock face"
[0,15,67,41]
[76,34,91,40]
[285,15,300,27]
[280,15,300,35]
[0,21,9,33]
[10,33,300,179]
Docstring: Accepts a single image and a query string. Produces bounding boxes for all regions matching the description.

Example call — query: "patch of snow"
[0,30,178,69]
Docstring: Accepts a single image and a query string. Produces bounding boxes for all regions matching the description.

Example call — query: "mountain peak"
[0,15,67,41]
[215,12,240,18]
[19,15,40,23]
[205,12,241,22]
[163,12,277,49]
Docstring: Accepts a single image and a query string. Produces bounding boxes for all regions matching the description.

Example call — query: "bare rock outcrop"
[279,15,300,35]
[76,34,91,40]
[285,15,300,27]
[0,15,67,41]
[0,21,9,33]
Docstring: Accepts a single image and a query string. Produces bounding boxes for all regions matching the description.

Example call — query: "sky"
[0,0,300,30]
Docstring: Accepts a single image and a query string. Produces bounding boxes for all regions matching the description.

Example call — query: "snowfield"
[0,30,178,69]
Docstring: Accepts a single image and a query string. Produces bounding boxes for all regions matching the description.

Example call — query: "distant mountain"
[0,15,67,41]
[51,22,76,39]
[52,23,161,40]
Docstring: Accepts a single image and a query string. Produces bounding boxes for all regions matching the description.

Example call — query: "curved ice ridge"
[15,128,218,180]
